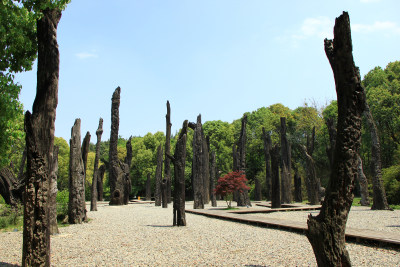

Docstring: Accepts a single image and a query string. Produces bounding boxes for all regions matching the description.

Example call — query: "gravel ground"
[1,201,399,266]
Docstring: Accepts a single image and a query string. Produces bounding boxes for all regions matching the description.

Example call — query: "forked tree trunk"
[356,155,370,206]
[91,118,103,211]
[192,115,204,209]
[164,101,172,203]
[23,8,62,267]
[155,145,163,206]
[146,173,151,200]
[210,151,217,207]
[363,102,390,210]
[306,12,365,266]
[280,117,292,204]
[97,164,105,201]
[270,144,281,209]
[262,127,272,200]
[49,146,59,235]
[167,120,188,226]
[68,119,87,224]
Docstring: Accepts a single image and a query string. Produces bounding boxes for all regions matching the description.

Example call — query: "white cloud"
[291,16,334,40]
[75,52,99,59]
[352,21,400,34]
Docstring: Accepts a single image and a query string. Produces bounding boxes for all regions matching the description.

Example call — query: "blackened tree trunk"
[326,118,337,170]
[49,146,59,235]
[167,120,188,226]
[91,118,103,211]
[356,155,370,206]
[237,115,251,207]
[164,100,172,203]
[280,117,292,204]
[68,119,87,224]
[294,167,302,203]
[146,173,151,200]
[254,178,262,201]
[161,178,168,208]
[0,167,24,206]
[302,127,321,205]
[306,12,365,266]
[17,147,27,182]
[232,144,239,171]
[262,128,272,201]
[23,8,62,267]
[155,145,163,206]
[97,164,106,201]
[125,136,132,167]
[270,144,281,209]
[193,115,204,209]
[363,102,390,210]
[202,135,210,204]
[81,131,91,174]
[210,151,217,207]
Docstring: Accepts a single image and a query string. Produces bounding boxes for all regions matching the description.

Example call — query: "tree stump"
[356,155,370,206]
[145,173,152,201]
[306,12,366,266]
[270,144,281,209]
[262,127,272,201]
[97,164,105,201]
[164,101,172,203]
[68,119,87,224]
[155,145,163,206]
[237,115,251,207]
[210,151,217,207]
[192,115,205,209]
[280,117,292,204]
[91,118,103,211]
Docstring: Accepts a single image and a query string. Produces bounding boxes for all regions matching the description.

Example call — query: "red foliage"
[214,171,250,197]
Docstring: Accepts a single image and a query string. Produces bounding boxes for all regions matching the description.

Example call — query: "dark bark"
[202,134,210,204]
[363,102,390,210]
[23,8,62,267]
[17,147,27,181]
[210,151,217,207]
[326,118,337,170]
[97,165,105,201]
[167,120,188,226]
[125,136,133,167]
[155,145,163,206]
[254,178,262,201]
[0,168,24,206]
[164,100,172,203]
[237,115,251,207]
[280,117,292,204]
[193,115,204,209]
[356,155,370,206]
[232,144,239,172]
[145,173,151,200]
[49,146,59,235]
[108,87,130,205]
[91,118,103,211]
[302,127,321,205]
[68,119,87,224]
[306,12,365,266]
[262,128,272,201]
[294,167,302,203]
[270,144,281,209]
[161,178,168,208]
[81,131,91,175]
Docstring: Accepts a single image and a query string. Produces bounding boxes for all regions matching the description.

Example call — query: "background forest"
[2,61,400,205]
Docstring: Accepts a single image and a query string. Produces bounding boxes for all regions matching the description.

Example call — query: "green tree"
[54,136,69,190]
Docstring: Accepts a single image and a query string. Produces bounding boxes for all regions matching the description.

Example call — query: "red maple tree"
[215,171,250,208]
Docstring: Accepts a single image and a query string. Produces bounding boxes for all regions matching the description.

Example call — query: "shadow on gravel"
[146,225,174,228]
[0,262,20,267]
[387,225,400,228]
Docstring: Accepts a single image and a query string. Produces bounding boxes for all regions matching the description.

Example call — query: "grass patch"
[223,207,239,210]
[0,203,23,232]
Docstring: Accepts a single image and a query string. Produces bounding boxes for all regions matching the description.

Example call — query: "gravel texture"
[0,201,399,266]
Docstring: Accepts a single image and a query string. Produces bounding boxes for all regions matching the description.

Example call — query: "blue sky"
[15,0,400,141]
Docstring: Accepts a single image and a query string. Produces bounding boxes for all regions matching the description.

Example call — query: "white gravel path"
[1,201,399,266]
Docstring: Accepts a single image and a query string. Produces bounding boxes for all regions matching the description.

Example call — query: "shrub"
[57,190,69,221]
[0,203,23,230]
[215,171,250,208]
[382,165,400,205]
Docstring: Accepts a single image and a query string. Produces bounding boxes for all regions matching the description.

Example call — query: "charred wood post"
[357,155,370,206]
[155,145,163,206]
[167,120,188,226]
[237,115,251,207]
[293,166,302,203]
[49,146,59,235]
[81,131,91,175]
[306,12,366,266]
[125,136,132,167]
[262,127,272,200]
[164,101,172,203]
[161,179,168,208]
[146,173,152,201]
[210,151,217,207]
[192,115,204,209]
[325,118,337,170]
[202,135,210,204]
[97,165,105,201]
[363,102,390,210]
[270,144,281,209]
[280,117,292,204]
[68,119,87,224]
[91,118,103,211]
[254,178,262,201]
[22,8,62,267]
